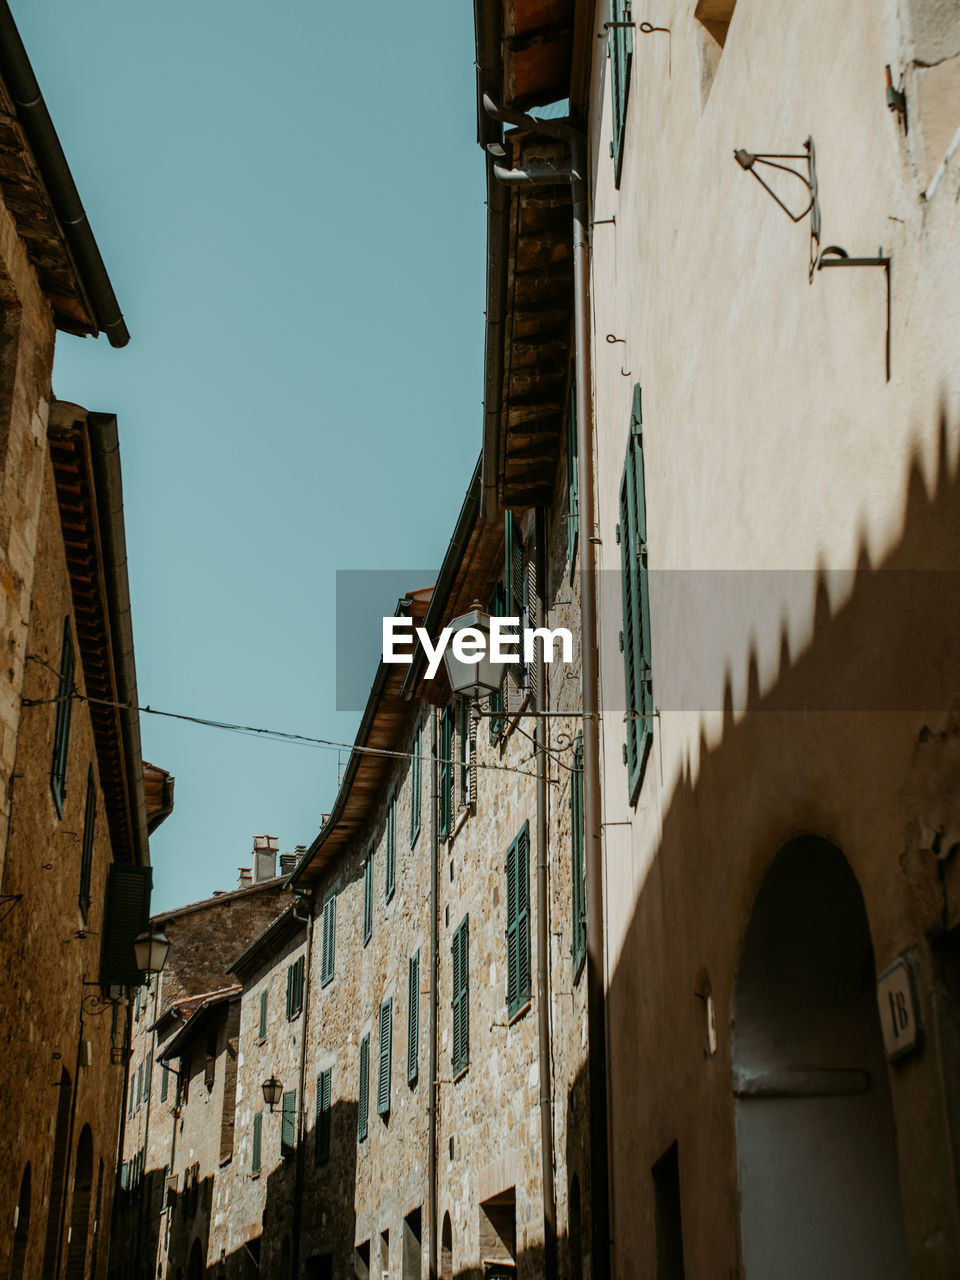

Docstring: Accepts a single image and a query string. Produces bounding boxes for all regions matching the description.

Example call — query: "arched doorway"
[440,1213,453,1280]
[568,1175,583,1280]
[733,837,909,1278]
[42,1067,72,1277]
[10,1162,30,1280]
[188,1237,205,1280]
[64,1125,93,1279]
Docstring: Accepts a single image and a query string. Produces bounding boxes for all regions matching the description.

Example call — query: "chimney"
[237,867,252,888]
[252,834,279,883]
[279,852,298,877]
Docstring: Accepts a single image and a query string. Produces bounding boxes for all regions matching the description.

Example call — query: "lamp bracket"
[816,246,892,381]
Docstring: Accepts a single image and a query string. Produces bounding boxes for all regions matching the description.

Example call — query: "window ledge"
[453,1063,469,1083]
[508,998,532,1027]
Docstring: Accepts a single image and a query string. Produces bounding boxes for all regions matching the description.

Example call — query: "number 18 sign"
[876,957,920,1062]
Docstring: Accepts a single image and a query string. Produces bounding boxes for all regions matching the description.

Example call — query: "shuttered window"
[287,955,305,1017]
[160,1064,169,1103]
[452,916,469,1076]
[487,583,506,740]
[618,384,654,802]
[136,1062,143,1109]
[571,736,586,977]
[377,999,393,1116]
[363,843,374,946]
[458,697,473,808]
[280,1089,296,1158]
[258,989,268,1041]
[145,1051,153,1102]
[504,512,529,695]
[506,825,532,1017]
[439,707,454,840]
[609,0,633,186]
[358,1034,370,1142]
[566,367,579,578]
[50,616,75,814]
[99,863,152,988]
[321,893,336,987]
[79,766,96,921]
[410,721,422,845]
[407,951,419,1084]
[315,1068,332,1165]
[385,790,397,902]
[251,1110,263,1174]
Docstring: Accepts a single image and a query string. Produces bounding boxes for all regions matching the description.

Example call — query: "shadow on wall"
[602,407,960,1276]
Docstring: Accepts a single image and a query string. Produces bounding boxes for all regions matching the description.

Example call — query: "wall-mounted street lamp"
[442,603,504,702]
[133,929,171,975]
[733,138,821,277]
[261,1075,283,1112]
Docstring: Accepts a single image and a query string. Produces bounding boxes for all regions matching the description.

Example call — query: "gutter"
[0,2,129,347]
[291,893,314,1280]
[428,712,439,1280]
[87,413,150,867]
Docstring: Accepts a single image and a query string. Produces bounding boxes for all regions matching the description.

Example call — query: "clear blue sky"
[13,0,485,910]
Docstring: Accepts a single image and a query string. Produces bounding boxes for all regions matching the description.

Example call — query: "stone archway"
[733,836,909,1278]
[10,1162,30,1280]
[64,1125,93,1280]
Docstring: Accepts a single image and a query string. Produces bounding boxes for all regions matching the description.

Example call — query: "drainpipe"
[428,710,439,1280]
[292,892,314,1279]
[534,507,557,1280]
[484,96,612,1280]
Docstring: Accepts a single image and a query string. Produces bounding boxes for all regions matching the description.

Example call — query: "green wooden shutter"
[506,825,531,1017]
[377,999,393,1116]
[505,512,527,693]
[160,1064,169,1103]
[280,1089,296,1157]
[50,616,75,814]
[571,735,586,975]
[358,1035,370,1141]
[439,708,454,839]
[452,917,469,1075]
[286,963,293,1018]
[79,767,96,921]
[252,1110,262,1174]
[315,1069,332,1165]
[99,863,152,988]
[410,722,422,845]
[386,790,396,901]
[609,0,634,186]
[363,843,374,945]
[407,951,419,1083]
[488,584,506,739]
[259,988,268,1040]
[136,1062,143,1109]
[145,1051,152,1101]
[567,366,579,578]
[322,895,336,986]
[619,384,653,801]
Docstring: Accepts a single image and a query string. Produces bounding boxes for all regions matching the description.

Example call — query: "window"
[487,583,506,740]
[452,916,469,1076]
[136,1062,143,1110]
[609,0,633,186]
[566,366,579,578]
[358,1034,370,1142]
[363,842,374,946]
[315,1068,332,1165]
[458,696,473,809]
[251,1110,263,1175]
[50,616,75,814]
[410,721,422,846]
[504,511,529,696]
[570,736,586,978]
[280,1089,296,1158]
[618,384,654,801]
[506,825,532,1017]
[287,954,306,1017]
[145,1051,153,1102]
[204,1029,217,1089]
[439,706,454,840]
[377,998,393,1116]
[79,767,95,921]
[385,790,397,902]
[407,951,419,1084]
[160,1064,169,1103]
[258,988,268,1041]
[321,895,336,986]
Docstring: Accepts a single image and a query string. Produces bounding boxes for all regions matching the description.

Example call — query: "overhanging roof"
[227,905,306,983]
[158,985,241,1062]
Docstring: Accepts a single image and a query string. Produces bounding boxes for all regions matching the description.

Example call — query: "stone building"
[110,843,291,1280]
[470,0,960,1275]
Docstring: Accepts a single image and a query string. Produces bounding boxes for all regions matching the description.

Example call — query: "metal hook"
[605,333,632,377]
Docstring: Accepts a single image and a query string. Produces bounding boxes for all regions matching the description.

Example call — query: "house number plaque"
[876,957,919,1062]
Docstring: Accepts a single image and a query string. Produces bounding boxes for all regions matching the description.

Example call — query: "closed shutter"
[293,955,305,1014]
[286,963,293,1018]
[452,917,469,1075]
[315,1069,332,1165]
[322,896,336,986]
[619,384,653,801]
[407,951,419,1083]
[259,988,268,1040]
[377,999,393,1116]
[386,791,396,901]
[251,1111,262,1174]
[136,1062,143,1109]
[609,0,634,186]
[410,721,422,845]
[439,707,454,839]
[507,825,531,1017]
[280,1089,296,1157]
[160,1064,169,1103]
[358,1035,370,1142]
[567,366,579,577]
[505,512,528,696]
[145,1051,152,1102]
[50,616,75,813]
[363,843,374,945]
[79,767,96,921]
[99,863,153,988]
[488,583,506,739]
[571,735,587,975]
